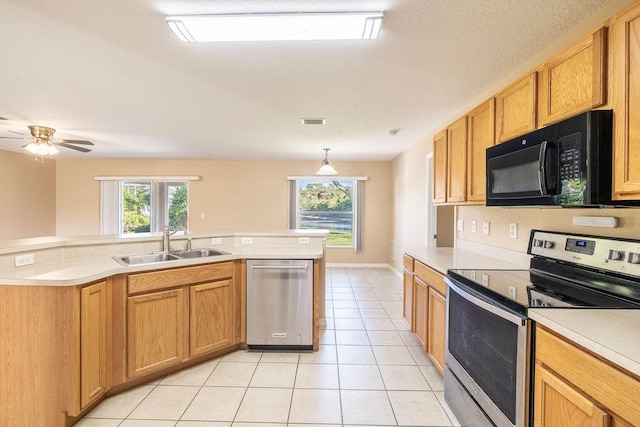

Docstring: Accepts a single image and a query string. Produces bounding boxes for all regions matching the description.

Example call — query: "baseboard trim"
[326,262,392,268]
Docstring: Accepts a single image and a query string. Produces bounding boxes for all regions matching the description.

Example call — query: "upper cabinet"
[612,2,640,200]
[446,116,468,203]
[496,72,537,143]
[538,27,607,126]
[433,130,447,204]
[466,98,495,202]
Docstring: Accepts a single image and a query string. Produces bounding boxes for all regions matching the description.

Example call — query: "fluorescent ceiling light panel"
[166,12,384,42]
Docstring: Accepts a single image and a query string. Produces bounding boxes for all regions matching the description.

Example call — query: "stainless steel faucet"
[162,226,188,252]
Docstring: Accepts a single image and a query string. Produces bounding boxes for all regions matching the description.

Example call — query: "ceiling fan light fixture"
[25,141,58,156]
[166,11,383,42]
[316,148,338,175]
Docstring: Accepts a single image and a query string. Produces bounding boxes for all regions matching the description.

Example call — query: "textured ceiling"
[0,0,611,160]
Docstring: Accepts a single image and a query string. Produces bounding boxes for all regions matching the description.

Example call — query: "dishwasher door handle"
[249,265,308,270]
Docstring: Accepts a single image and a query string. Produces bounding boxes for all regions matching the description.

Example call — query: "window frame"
[288,176,366,251]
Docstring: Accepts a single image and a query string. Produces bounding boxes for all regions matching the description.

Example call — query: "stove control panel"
[529,230,640,278]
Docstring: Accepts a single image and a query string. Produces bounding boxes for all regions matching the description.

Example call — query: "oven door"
[445,278,530,427]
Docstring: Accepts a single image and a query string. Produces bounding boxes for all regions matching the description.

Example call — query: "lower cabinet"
[402,254,415,330]
[534,325,640,426]
[190,279,234,356]
[427,287,446,373]
[413,276,429,347]
[126,261,237,379]
[406,254,448,376]
[127,288,186,378]
[80,281,108,410]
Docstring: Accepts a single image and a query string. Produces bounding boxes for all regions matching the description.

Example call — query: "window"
[288,177,365,250]
[98,176,197,235]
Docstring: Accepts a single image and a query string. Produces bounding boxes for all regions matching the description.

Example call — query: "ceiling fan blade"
[58,139,94,145]
[0,136,24,139]
[55,142,92,153]
[8,130,24,135]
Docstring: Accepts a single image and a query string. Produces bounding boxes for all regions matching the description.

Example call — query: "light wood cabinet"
[534,364,610,427]
[466,98,495,202]
[411,260,447,375]
[127,288,186,378]
[190,279,234,356]
[433,130,447,204]
[496,72,537,143]
[612,2,640,200]
[534,325,640,426]
[427,287,446,374]
[413,275,428,347]
[446,116,468,203]
[80,281,108,410]
[538,27,607,126]
[402,255,415,330]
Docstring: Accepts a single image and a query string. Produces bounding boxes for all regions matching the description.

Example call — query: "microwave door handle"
[538,140,548,195]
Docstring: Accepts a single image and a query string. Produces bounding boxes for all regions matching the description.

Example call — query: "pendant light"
[316,148,338,175]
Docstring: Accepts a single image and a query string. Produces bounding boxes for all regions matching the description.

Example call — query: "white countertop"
[530,308,640,377]
[403,246,525,275]
[0,246,323,286]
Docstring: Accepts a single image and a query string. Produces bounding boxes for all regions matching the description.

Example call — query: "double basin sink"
[114,248,228,266]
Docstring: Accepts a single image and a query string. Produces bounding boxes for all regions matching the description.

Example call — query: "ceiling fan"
[0,125,94,155]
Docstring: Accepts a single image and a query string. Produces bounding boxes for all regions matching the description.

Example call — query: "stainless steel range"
[444,230,640,427]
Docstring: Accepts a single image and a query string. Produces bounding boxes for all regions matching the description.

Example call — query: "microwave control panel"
[559,132,582,181]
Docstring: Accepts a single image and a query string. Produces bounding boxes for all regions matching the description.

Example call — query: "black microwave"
[486,110,613,207]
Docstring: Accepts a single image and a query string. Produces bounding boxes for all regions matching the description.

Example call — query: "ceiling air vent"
[301,118,326,125]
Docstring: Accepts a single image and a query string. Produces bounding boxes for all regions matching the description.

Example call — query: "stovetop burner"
[447,229,640,314]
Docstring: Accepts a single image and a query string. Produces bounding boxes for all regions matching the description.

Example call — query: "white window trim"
[288,176,366,252]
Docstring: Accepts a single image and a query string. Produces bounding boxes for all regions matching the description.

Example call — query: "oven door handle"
[446,278,527,326]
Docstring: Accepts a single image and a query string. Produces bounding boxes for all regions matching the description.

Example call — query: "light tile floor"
[78,267,461,427]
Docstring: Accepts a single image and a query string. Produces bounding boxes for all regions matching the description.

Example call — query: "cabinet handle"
[249,265,308,270]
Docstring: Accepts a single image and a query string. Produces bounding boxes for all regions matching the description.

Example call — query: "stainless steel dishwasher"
[246,259,313,350]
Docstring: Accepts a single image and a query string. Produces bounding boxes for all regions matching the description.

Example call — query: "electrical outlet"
[482,273,489,286]
[483,221,490,236]
[299,237,310,244]
[509,223,518,239]
[508,285,517,299]
[241,237,254,245]
[471,220,477,233]
[457,219,464,231]
[211,237,223,245]
[15,253,34,267]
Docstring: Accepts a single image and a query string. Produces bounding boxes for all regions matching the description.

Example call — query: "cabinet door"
[446,116,468,203]
[80,281,108,410]
[496,72,537,143]
[427,287,446,375]
[466,98,495,202]
[413,276,428,349]
[433,130,447,204]
[128,288,185,378]
[190,279,234,356]
[534,364,611,427]
[612,3,640,200]
[402,269,414,330]
[538,27,606,126]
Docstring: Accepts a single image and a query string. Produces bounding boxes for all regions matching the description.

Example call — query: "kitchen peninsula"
[0,230,327,427]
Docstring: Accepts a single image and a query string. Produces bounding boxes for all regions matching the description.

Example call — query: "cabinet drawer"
[128,262,234,295]
[414,261,446,295]
[403,254,414,272]
[536,325,640,426]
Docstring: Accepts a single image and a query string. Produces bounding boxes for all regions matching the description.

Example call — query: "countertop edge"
[529,309,640,378]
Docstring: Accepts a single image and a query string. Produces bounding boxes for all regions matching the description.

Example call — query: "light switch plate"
[509,223,518,239]
[457,219,464,231]
[483,221,490,236]
[211,237,223,245]
[471,220,477,233]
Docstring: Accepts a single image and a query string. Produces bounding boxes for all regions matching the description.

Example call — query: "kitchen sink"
[114,248,228,265]
[114,252,180,265]
[173,248,228,258]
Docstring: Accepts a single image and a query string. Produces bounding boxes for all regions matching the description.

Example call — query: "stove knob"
[608,250,625,261]
[533,239,544,247]
[628,252,640,264]
[543,240,555,249]
[531,298,542,306]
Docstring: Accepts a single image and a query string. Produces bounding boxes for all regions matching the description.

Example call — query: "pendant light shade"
[316,148,338,175]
